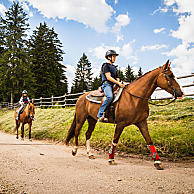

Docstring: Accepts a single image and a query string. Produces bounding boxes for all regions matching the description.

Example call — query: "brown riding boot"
[98,113,108,122]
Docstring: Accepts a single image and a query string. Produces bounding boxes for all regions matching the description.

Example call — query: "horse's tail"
[65,113,76,145]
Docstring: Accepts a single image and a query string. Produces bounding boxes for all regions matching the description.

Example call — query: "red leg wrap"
[108,144,116,160]
[149,145,160,161]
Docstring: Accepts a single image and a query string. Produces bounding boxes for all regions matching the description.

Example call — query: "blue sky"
[0,0,193,94]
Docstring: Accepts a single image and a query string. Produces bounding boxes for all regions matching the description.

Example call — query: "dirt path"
[0,132,193,194]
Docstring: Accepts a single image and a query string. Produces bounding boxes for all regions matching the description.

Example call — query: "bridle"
[123,67,177,106]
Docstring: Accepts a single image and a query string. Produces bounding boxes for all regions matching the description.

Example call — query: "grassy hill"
[0,98,193,160]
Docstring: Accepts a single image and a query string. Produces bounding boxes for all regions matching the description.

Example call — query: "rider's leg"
[16,105,24,120]
[97,83,113,119]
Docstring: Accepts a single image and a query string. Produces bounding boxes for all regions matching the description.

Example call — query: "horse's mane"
[127,66,160,86]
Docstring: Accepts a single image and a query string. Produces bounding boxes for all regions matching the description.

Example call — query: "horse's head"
[157,60,184,98]
[29,101,35,120]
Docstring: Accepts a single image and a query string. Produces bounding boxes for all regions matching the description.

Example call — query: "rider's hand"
[118,82,125,88]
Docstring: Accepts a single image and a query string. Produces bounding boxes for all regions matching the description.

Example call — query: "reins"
[123,88,177,106]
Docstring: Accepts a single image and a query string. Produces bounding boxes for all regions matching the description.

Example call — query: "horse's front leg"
[108,122,125,165]
[136,119,163,170]
[85,116,97,159]
[28,121,32,141]
[15,120,20,139]
[21,123,25,140]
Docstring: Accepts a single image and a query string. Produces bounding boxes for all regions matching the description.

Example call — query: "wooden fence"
[0,74,193,109]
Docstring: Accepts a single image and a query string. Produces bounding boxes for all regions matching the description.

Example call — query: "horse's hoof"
[21,138,24,141]
[108,159,115,165]
[29,139,32,142]
[16,137,19,139]
[154,162,164,170]
[88,154,95,159]
[72,150,77,156]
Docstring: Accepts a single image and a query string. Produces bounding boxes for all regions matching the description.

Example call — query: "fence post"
[40,97,42,108]
[51,96,54,107]
[64,93,66,107]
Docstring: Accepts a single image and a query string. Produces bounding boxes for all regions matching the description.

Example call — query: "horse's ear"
[162,60,169,70]
[168,62,171,69]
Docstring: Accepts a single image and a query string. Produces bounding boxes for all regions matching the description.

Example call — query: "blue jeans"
[97,82,113,118]
[17,104,24,120]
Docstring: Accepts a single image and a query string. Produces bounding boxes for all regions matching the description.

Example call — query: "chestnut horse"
[14,102,35,140]
[65,60,183,169]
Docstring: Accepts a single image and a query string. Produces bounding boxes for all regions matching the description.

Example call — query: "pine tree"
[91,72,102,90]
[124,65,135,83]
[117,68,125,81]
[29,22,68,98]
[137,67,143,77]
[0,1,35,102]
[71,53,93,93]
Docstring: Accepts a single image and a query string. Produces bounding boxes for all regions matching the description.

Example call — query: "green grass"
[0,98,193,160]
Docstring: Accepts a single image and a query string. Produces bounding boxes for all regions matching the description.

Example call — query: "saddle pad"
[86,87,123,104]
[90,90,104,97]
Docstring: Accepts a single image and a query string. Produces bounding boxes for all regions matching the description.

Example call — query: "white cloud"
[26,0,114,33]
[65,64,76,92]
[114,0,118,4]
[141,44,168,51]
[161,0,194,74]
[120,40,135,58]
[162,0,194,43]
[90,44,120,60]
[120,40,138,65]
[90,41,138,65]
[163,42,194,73]
[164,0,175,6]
[151,6,168,15]
[91,66,101,78]
[29,11,33,17]
[21,1,30,12]
[112,13,130,42]
[153,27,165,34]
[0,3,6,16]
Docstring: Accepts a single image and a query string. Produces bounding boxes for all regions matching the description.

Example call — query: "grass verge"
[0,98,193,160]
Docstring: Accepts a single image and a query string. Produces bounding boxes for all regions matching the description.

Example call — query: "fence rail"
[0,74,193,109]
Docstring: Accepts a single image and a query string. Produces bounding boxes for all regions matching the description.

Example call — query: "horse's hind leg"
[21,123,25,140]
[72,116,87,156]
[86,116,97,159]
[135,119,163,170]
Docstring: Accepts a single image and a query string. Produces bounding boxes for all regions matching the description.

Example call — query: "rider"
[97,50,125,122]
[16,90,30,120]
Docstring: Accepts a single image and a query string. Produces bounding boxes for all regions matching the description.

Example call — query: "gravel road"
[0,132,193,194]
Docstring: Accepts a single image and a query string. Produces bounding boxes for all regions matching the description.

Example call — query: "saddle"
[86,86,123,104]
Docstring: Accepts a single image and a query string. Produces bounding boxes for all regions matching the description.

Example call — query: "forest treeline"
[0,2,143,103]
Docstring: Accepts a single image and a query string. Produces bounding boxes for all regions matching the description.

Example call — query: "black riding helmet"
[105,50,119,59]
